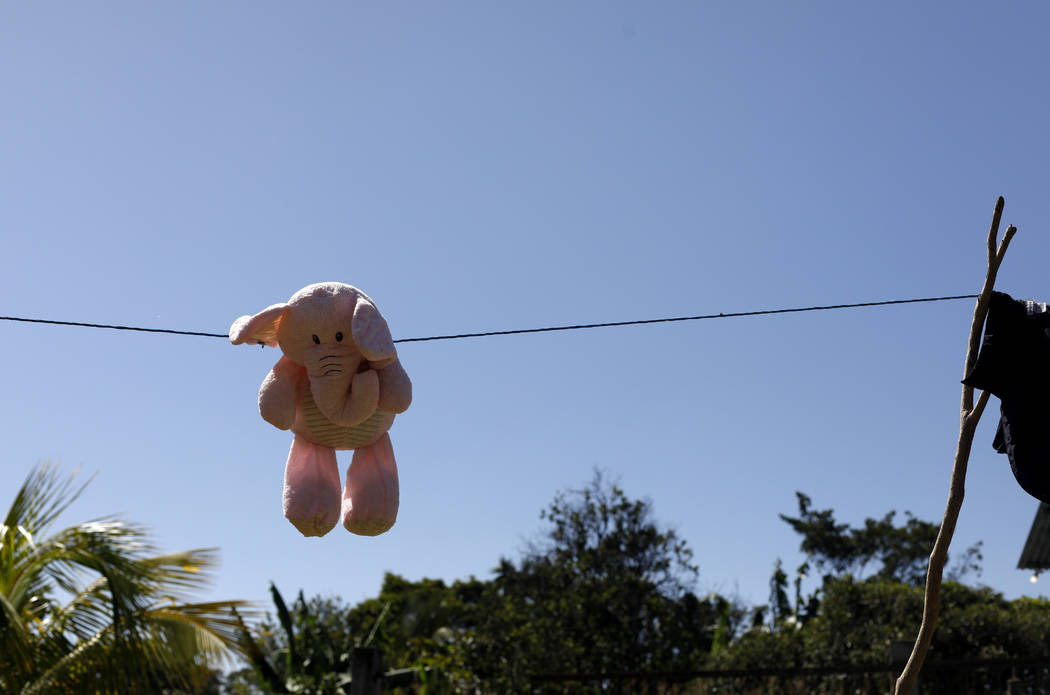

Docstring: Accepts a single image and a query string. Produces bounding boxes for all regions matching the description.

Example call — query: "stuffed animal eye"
[311,334,320,344]
[335,332,344,342]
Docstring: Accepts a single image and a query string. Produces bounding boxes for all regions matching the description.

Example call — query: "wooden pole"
[894,197,1016,695]
[351,647,384,695]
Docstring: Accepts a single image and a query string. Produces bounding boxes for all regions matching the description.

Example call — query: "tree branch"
[894,197,1016,695]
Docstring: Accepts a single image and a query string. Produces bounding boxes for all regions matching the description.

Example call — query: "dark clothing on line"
[963,291,1050,504]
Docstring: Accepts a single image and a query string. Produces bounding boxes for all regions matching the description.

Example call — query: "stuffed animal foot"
[342,432,399,536]
[283,435,341,537]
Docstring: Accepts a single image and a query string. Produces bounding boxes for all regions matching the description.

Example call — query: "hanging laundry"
[963,291,1050,504]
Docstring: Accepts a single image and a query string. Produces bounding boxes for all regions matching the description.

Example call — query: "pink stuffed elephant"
[230,282,412,537]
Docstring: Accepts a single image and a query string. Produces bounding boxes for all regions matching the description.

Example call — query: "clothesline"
[0,293,979,345]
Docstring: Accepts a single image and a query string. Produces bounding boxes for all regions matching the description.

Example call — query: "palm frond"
[143,600,259,665]
[8,518,151,610]
[0,589,33,678]
[46,576,113,640]
[270,582,299,676]
[2,463,92,550]
[1,464,258,693]
[20,622,110,695]
[138,547,222,597]
[232,608,289,693]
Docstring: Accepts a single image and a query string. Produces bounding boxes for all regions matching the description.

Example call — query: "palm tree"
[0,463,256,694]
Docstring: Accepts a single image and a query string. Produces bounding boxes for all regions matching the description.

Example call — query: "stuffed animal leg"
[283,435,342,537]
[342,432,399,536]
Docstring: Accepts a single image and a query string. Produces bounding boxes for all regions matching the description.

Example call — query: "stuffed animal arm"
[259,356,301,430]
[230,282,411,537]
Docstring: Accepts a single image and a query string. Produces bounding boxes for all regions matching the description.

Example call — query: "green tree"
[768,559,791,629]
[228,584,357,694]
[799,576,1050,664]
[707,575,1050,695]
[232,472,720,694]
[0,463,253,694]
[229,576,481,694]
[344,573,483,694]
[466,470,715,693]
[708,495,1043,694]
[779,492,983,585]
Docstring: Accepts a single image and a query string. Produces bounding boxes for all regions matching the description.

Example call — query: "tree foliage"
[437,471,715,692]
[229,481,1047,694]
[231,471,717,694]
[227,586,361,694]
[343,573,483,693]
[779,492,983,585]
[712,575,1050,671]
[0,463,254,694]
[227,576,482,695]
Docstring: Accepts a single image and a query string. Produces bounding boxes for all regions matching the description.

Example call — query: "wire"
[0,316,228,338]
[394,294,979,343]
[0,294,978,345]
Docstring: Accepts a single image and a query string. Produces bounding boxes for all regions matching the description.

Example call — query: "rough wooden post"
[351,647,384,695]
[894,197,1017,695]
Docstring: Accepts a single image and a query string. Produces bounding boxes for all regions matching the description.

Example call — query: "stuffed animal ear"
[229,303,289,347]
[352,296,396,366]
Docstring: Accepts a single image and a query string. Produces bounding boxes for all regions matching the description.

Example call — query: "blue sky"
[4,1,1050,623]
